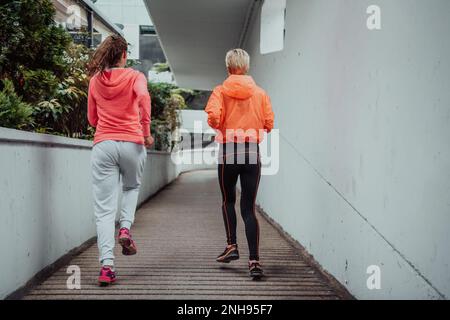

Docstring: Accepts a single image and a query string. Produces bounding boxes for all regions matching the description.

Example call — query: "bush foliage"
[148,82,186,151]
[0,0,186,151]
[0,79,33,129]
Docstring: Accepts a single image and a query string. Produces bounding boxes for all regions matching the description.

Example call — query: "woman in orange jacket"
[205,49,274,278]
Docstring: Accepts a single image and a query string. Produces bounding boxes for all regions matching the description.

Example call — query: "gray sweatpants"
[91,140,147,267]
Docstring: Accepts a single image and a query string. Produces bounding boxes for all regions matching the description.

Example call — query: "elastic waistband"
[219,142,259,152]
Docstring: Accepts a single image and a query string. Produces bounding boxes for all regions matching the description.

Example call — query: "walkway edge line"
[5,237,97,300]
[256,204,355,300]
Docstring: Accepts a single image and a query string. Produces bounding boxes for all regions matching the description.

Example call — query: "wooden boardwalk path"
[23,170,345,300]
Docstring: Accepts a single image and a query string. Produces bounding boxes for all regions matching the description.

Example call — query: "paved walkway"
[24,170,344,300]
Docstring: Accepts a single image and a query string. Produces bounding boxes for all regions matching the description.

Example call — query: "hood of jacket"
[93,68,139,100]
[222,75,256,100]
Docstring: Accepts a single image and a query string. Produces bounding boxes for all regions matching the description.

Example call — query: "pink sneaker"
[118,228,137,255]
[98,266,116,286]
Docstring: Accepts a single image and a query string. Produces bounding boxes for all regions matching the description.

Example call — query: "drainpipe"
[87,9,94,48]
[238,0,262,48]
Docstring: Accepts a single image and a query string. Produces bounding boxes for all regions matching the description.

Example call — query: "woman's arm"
[87,80,98,127]
[134,73,151,138]
[205,87,223,129]
[263,93,274,133]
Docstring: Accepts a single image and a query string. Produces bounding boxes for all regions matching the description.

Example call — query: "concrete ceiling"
[144,0,256,90]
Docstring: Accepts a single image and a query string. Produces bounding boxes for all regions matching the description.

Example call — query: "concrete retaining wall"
[0,128,180,299]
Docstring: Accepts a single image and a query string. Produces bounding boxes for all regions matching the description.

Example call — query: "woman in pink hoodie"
[87,35,153,286]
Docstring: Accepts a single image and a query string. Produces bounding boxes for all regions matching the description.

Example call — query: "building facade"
[94,0,167,77]
[52,0,123,47]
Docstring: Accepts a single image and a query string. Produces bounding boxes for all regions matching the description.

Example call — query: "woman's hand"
[144,136,154,148]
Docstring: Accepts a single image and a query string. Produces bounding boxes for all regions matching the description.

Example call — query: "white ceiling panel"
[144,0,255,90]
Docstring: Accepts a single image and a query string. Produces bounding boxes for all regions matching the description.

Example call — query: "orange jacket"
[205,75,274,143]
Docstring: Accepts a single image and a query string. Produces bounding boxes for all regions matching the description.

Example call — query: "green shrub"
[152,62,170,73]
[22,68,59,103]
[0,0,71,80]
[0,79,33,129]
[0,1,186,148]
[151,120,172,151]
[54,43,91,138]
[148,82,186,151]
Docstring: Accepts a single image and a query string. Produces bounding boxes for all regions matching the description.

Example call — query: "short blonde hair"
[226,49,250,74]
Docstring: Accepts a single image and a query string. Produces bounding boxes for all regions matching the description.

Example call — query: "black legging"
[218,143,261,261]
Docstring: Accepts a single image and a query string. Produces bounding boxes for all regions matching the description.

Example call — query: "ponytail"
[87,34,128,77]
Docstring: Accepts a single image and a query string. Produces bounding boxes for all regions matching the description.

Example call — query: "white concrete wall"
[0,128,179,299]
[245,0,450,299]
[175,147,217,173]
[180,110,209,133]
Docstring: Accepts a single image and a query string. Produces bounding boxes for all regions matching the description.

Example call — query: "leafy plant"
[151,120,171,151]
[22,68,59,103]
[0,0,71,81]
[55,43,91,138]
[152,62,171,73]
[148,82,186,151]
[0,0,75,133]
[35,98,70,122]
[126,59,141,68]
[0,79,34,129]
[0,1,187,149]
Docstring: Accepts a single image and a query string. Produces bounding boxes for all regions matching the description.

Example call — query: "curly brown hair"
[87,34,128,76]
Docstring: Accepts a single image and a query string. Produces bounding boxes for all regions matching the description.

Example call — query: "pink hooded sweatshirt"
[88,68,151,145]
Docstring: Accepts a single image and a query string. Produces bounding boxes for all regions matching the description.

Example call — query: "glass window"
[139,25,166,62]
[260,0,286,54]
[140,25,156,35]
